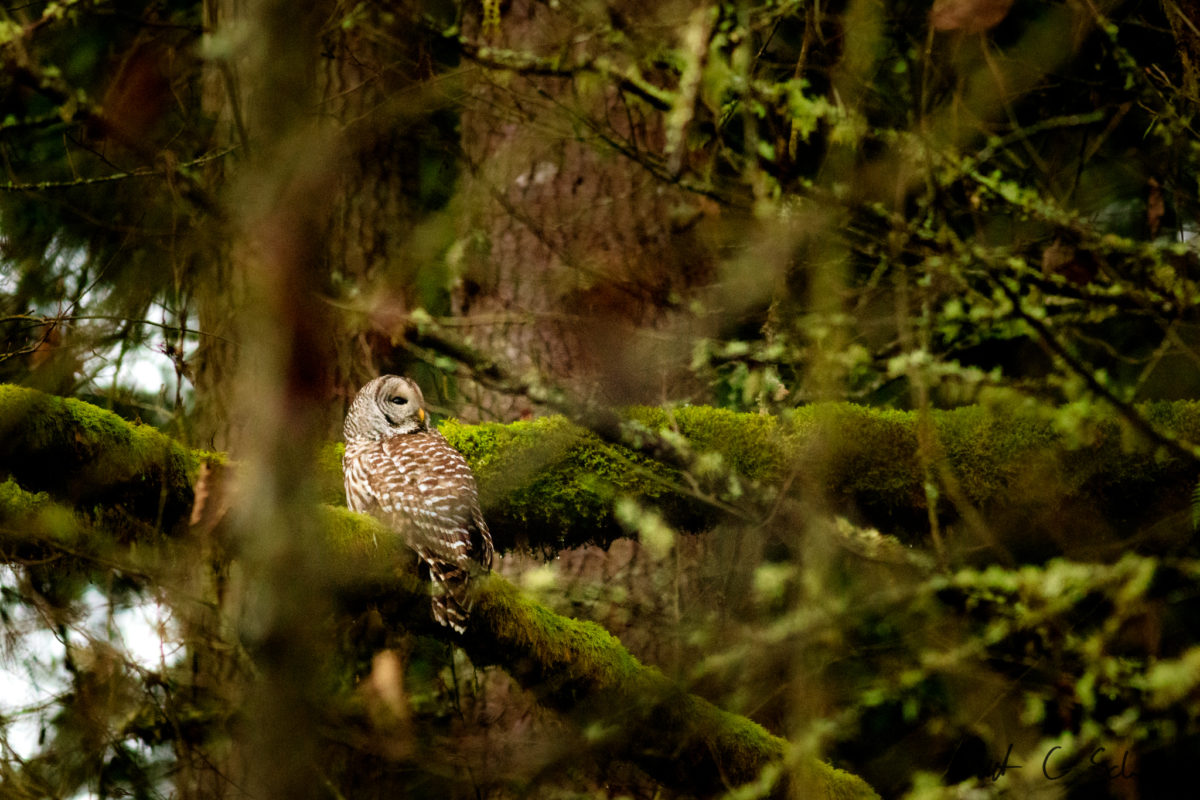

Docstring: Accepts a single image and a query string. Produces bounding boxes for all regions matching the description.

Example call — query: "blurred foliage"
[5,0,1200,798]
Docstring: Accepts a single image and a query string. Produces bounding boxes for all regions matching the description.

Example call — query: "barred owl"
[343,375,494,633]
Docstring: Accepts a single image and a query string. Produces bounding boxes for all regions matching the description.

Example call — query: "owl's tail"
[427,561,472,634]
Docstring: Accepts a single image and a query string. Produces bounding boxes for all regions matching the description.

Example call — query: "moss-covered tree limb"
[434,400,1200,555]
[7,383,1200,558]
[0,385,197,533]
[324,506,880,799]
[0,476,100,558]
[0,483,881,799]
[468,577,878,797]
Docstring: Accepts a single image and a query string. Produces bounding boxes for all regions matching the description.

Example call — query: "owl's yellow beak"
[418,407,425,423]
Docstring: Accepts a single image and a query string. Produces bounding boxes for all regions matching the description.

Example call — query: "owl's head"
[344,375,430,442]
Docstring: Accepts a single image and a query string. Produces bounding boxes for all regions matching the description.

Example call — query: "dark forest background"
[5,1,1200,798]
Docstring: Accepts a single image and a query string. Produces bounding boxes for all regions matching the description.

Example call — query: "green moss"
[0,477,84,548]
[442,415,678,548]
[0,476,51,516]
[316,442,347,506]
[319,503,385,556]
[0,384,196,531]
[462,571,882,796]
[632,405,786,481]
[474,573,642,683]
[782,403,922,513]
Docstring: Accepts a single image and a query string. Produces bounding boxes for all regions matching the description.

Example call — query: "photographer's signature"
[986,743,1137,782]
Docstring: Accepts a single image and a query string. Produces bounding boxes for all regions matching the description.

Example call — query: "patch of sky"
[0,566,184,764]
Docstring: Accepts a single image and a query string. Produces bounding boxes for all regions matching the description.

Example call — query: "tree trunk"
[451,0,715,420]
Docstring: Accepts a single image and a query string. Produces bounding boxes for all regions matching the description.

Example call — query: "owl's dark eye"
[389,396,408,406]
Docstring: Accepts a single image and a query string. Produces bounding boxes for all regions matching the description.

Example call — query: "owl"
[343,375,494,633]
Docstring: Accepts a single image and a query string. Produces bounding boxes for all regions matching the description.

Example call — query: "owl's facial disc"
[379,378,425,430]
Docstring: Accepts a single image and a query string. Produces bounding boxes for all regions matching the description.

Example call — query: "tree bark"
[451,0,716,420]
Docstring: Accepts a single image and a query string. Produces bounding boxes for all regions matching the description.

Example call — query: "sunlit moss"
[0,477,81,547]
[441,415,677,549]
[0,476,50,516]
[315,442,347,505]
[1143,647,1200,709]
[318,503,388,557]
[631,405,786,480]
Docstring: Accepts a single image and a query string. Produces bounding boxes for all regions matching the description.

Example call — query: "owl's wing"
[471,503,494,570]
[347,435,491,633]
[343,450,381,516]
[371,434,489,567]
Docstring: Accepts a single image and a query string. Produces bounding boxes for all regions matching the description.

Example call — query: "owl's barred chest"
[345,433,477,498]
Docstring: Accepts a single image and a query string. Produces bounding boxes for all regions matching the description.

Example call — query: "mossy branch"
[0,385,197,533]
[324,506,880,799]
[469,577,878,797]
[432,400,1200,555]
[1,487,880,797]
[6,383,1200,559]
